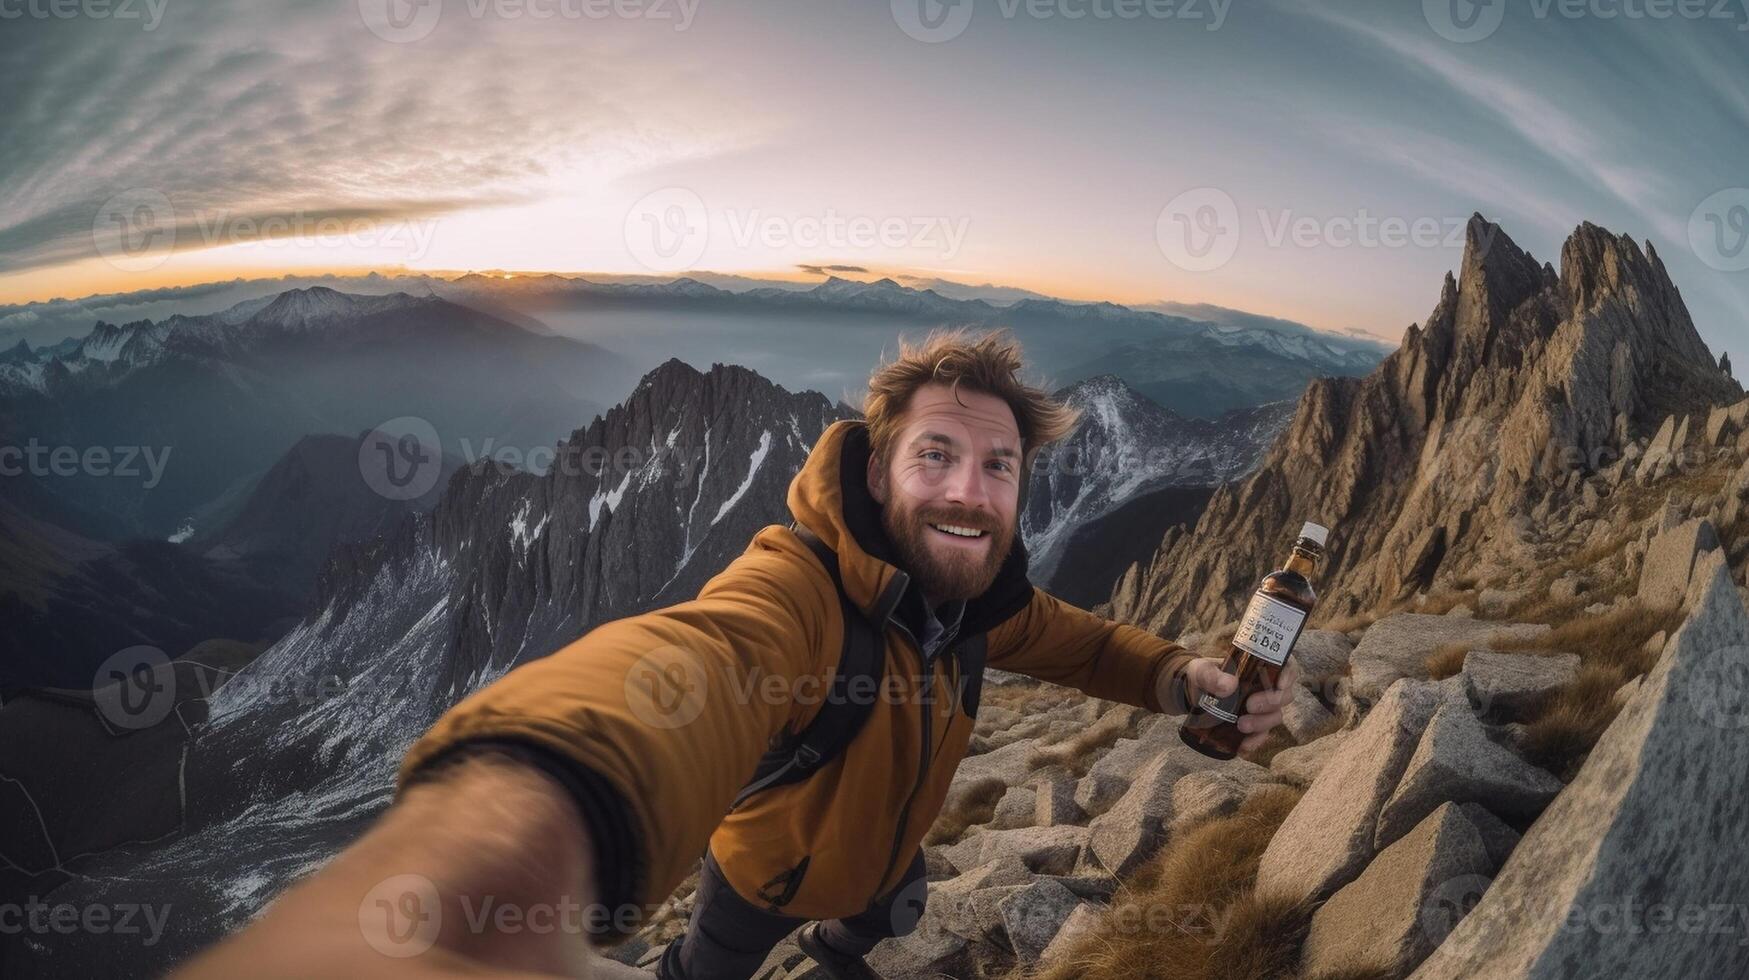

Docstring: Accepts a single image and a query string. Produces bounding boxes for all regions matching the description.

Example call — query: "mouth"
[927,522,991,546]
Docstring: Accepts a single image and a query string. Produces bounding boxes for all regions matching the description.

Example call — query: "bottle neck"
[1285,544,1321,578]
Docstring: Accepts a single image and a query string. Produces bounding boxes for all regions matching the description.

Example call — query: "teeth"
[931,523,985,538]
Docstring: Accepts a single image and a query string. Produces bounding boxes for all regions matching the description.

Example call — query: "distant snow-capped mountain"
[0,287,630,541]
[1022,375,1293,601]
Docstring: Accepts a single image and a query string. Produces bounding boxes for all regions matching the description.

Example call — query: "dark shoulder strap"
[956,632,987,719]
[730,523,886,809]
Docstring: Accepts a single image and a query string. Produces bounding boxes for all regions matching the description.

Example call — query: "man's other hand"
[1183,657,1300,753]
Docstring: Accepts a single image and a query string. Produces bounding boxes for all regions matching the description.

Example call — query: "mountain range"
[0,287,628,542]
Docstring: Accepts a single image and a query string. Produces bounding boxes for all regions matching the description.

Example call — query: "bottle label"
[1196,694,1240,723]
[1232,592,1308,667]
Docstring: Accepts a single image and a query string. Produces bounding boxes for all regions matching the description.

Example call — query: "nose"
[941,456,993,512]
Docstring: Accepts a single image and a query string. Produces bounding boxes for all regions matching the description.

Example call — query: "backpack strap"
[955,632,987,719]
[730,523,888,810]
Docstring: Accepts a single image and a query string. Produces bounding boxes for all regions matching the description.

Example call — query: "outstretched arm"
[175,528,835,975]
[172,754,600,978]
[986,587,1294,751]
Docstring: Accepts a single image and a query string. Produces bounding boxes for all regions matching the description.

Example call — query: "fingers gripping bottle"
[1179,521,1329,760]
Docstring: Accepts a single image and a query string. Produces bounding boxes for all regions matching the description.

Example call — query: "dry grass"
[1491,599,1687,780]
[1425,641,1472,680]
[925,776,1008,846]
[1301,969,1399,980]
[981,681,1083,716]
[1020,785,1310,980]
[1314,609,1376,634]
[1029,705,1144,776]
[1411,589,1480,617]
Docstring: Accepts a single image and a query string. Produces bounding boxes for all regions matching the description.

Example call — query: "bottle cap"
[1298,522,1330,547]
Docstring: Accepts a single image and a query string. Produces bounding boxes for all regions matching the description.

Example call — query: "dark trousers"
[657,849,928,980]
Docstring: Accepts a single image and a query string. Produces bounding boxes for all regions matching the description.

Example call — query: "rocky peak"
[1106,216,1743,632]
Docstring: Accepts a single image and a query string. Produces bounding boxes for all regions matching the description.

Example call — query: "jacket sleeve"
[395,533,836,940]
[984,586,1199,714]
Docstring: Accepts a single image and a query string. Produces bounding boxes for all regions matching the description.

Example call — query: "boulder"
[930,857,1034,942]
[865,913,971,978]
[1411,566,1749,979]
[1476,588,1523,618]
[1684,547,1729,613]
[1087,742,1235,876]
[942,825,1088,877]
[989,785,1037,830]
[1042,871,1117,903]
[1644,414,1678,462]
[1374,694,1562,849]
[998,878,1083,962]
[1037,900,1103,968]
[1269,730,1351,786]
[1459,650,1580,717]
[1349,615,1551,707]
[1166,763,1274,836]
[1282,684,1337,742]
[1636,517,1720,610]
[1072,734,1160,817]
[1455,802,1522,869]
[1728,458,1749,528]
[1292,629,1355,681]
[1705,402,1741,447]
[1256,679,1444,904]
[1548,573,1585,603]
[1301,802,1495,980]
[1034,777,1087,827]
[952,737,1038,790]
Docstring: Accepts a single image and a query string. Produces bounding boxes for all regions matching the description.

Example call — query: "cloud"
[795,263,870,276]
[1304,7,1683,244]
[0,1,770,275]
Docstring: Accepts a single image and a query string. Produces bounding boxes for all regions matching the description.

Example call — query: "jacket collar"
[787,420,1034,636]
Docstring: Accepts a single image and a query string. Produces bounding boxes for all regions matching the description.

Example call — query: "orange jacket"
[399,419,1195,931]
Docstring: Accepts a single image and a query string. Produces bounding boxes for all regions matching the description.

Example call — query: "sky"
[2,0,1746,365]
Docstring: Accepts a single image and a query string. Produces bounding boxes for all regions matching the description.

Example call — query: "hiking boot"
[795,922,885,980]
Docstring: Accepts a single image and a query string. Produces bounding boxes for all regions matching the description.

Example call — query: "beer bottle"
[1179,521,1328,760]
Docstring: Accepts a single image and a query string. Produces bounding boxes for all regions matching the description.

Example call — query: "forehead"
[895,383,1020,448]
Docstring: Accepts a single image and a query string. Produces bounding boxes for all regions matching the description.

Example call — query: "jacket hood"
[787,419,1033,634]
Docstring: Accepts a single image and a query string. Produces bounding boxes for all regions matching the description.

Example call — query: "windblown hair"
[863,329,1080,473]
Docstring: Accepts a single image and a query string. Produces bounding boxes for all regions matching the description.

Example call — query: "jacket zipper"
[874,617,955,902]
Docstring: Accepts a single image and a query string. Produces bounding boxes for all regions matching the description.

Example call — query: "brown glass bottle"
[1179,522,1328,760]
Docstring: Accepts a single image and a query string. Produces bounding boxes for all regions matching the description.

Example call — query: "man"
[175,331,1294,979]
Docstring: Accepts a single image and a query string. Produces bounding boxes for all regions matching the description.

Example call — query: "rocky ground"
[605,393,1749,979]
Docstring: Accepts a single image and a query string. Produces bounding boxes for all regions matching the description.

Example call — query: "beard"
[880,492,1015,603]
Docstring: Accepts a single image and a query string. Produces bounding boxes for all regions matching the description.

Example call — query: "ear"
[866,448,887,505]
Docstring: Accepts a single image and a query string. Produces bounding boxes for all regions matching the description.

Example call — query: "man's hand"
[172,754,607,979]
[1183,658,1300,753]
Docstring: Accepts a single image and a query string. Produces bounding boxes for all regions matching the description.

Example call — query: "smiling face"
[867,382,1024,604]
